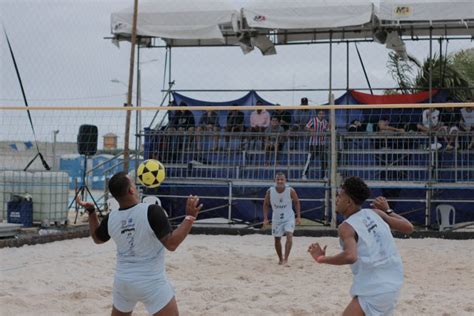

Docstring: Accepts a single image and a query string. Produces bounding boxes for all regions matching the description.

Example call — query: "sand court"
[1,235,473,315]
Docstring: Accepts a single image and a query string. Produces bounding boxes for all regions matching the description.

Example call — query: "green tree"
[387,48,473,101]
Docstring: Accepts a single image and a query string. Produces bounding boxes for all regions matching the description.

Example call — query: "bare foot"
[282,259,289,266]
[278,260,284,265]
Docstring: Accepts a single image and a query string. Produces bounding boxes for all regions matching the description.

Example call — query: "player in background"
[263,172,301,265]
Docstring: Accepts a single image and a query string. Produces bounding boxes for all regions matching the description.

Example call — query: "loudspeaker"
[77,125,98,156]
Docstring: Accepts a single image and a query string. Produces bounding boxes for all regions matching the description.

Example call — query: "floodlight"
[252,35,276,56]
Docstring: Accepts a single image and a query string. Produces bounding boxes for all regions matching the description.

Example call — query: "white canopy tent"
[110,0,473,227]
[110,0,379,48]
[111,0,474,47]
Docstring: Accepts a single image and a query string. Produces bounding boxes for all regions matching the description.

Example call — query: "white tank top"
[269,186,294,222]
[108,203,166,281]
[343,208,404,296]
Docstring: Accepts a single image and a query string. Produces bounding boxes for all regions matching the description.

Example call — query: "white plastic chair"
[142,195,162,207]
[106,197,120,212]
[436,204,455,231]
[142,195,167,217]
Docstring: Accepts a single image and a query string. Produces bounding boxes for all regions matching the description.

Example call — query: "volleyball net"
[1,102,474,185]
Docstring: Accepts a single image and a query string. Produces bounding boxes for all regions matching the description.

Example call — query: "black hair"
[108,172,131,199]
[341,176,371,206]
[275,171,286,178]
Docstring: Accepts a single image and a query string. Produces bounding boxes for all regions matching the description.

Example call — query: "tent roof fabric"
[243,0,373,29]
[111,0,238,41]
[111,0,474,46]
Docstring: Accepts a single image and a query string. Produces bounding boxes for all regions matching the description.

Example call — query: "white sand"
[1,235,473,316]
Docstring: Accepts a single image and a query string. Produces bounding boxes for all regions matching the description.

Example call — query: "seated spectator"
[166,102,195,151]
[249,101,271,149]
[417,107,447,149]
[290,97,314,149]
[460,103,474,149]
[273,106,292,131]
[264,116,285,164]
[345,119,366,150]
[347,119,366,132]
[440,106,463,151]
[225,107,245,149]
[196,110,220,150]
[377,116,405,134]
[417,107,446,133]
[167,102,195,132]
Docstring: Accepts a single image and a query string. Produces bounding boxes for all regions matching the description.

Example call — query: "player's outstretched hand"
[75,196,94,211]
[370,196,389,212]
[308,242,327,262]
[186,195,203,218]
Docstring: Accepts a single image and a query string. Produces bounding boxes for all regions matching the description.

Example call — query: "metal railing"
[144,129,474,183]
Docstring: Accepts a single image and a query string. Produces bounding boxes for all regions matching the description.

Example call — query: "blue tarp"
[169,89,451,130]
[171,90,274,128]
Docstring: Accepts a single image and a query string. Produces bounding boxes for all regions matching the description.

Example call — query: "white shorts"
[272,219,295,237]
[113,277,175,314]
[357,291,400,316]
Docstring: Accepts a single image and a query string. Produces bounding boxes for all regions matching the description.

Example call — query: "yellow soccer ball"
[137,159,166,188]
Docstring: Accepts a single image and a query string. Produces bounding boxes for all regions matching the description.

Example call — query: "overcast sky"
[1,0,472,145]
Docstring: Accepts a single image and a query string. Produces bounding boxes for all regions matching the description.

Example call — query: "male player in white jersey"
[76,171,202,316]
[263,172,301,265]
[308,176,413,316]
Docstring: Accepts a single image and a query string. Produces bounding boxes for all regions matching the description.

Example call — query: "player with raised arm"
[76,171,202,316]
[308,176,413,316]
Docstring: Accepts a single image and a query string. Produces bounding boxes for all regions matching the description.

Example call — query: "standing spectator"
[196,110,220,150]
[249,101,271,149]
[290,97,314,149]
[264,116,285,165]
[224,107,245,149]
[302,110,329,179]
[460,105,474,149]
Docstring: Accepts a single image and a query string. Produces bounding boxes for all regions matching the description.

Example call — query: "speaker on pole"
[77,124,98,156]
